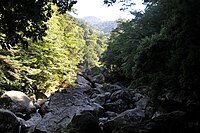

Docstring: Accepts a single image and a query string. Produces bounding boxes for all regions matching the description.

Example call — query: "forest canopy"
[0,1,107,94]
[103,0,200,99]
[0,0,77,49]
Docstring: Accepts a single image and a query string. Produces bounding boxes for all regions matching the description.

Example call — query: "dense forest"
[103,0,200,99]
[0,0,200,133]
[0,2,107,95]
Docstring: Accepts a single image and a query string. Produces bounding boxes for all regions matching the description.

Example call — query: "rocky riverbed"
[0,68,199,133]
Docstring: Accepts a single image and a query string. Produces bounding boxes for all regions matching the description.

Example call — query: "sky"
[72,0,146,21]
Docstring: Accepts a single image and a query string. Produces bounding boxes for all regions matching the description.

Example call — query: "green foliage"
[103,0,200,99]
[0,4,107,94]
[82,29,107,69]
[53,0,77,13]
[103,0,169,79]
[133,0,200,92]
[0,0,52,49]
[0,50,22,93]
[15,6,87,93]
[103,19,135,78]
[0,0,77,49]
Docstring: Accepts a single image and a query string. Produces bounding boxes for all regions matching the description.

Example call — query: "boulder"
[107,111,188,133]
[135,97,150,110]
[105,111,118,119]
[91,94,106,105]
[138,111,187,133]
[110,108,145,124]
[77,74,92,88]
[0,90,36,114]
[83,88,101,98]
[132,93,144,102]
[65,111,102,133]
[24,112,42,133]
[40,101,50,116]
[104,99,128,113]
[120,89,134,103]
[91,74,105,84]
[35,88,104,133]
[110,89,135,106]
[110,90,122,102]
[104,92,111,101]
[95,83,104,90]
[0,109,20,133]
[100,83,122,93]
[103,108,145,133]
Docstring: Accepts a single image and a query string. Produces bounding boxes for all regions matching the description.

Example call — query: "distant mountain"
[80,16,117,33]
[82,16,102,25]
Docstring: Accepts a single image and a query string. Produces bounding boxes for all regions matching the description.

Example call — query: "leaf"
[27,68,42,75]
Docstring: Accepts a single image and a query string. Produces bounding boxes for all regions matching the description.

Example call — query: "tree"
[0,3,107,94]
[0,0,51,49]
[17,5,86,93]
[103,0,167,80]
[0,0,77,49]
[103,0,200,101]
[82,28,106,69]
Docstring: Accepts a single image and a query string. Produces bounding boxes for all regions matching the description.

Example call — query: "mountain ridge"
[80,16,117,33]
